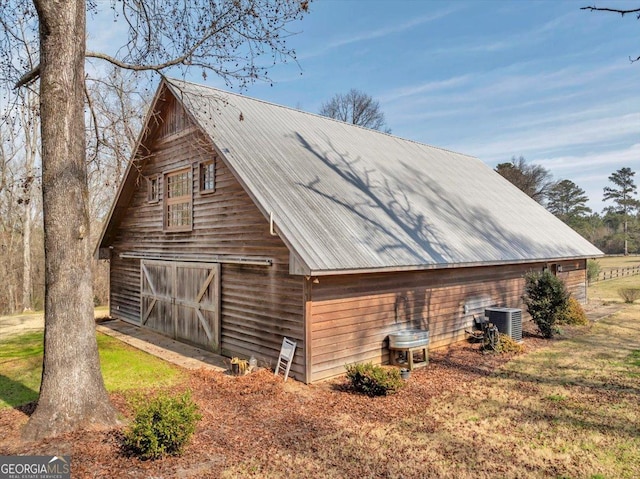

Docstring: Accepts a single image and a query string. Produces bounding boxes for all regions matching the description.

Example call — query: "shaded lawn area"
[0,302,639,478]
[0,332,185,409]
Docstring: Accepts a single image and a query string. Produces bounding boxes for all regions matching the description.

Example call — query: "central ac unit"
[484,307,522,342]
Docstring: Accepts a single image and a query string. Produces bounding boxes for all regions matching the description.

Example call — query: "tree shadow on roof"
[293,132,583,268]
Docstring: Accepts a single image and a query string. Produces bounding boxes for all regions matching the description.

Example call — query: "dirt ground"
[0,308,108,338]
[0,301,624,478]
[0,343,528,478]
[0,311,44,337]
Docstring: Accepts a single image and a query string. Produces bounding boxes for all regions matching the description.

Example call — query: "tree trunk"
[23,0,118,440]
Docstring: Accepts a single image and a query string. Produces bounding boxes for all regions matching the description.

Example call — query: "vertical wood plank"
[303,278,313,384]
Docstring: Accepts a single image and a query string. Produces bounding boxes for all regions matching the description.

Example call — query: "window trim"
[147,175,160,203]
[199,159,216,194]
[163,167,192,232]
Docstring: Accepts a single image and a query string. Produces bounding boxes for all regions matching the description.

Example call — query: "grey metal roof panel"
[167,79,603,273]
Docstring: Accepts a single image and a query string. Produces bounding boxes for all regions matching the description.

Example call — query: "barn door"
[174,262,221,351]
[140,260,173,336]
[140,260,221,352]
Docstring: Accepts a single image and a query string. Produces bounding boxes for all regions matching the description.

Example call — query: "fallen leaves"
[0,316,617,478]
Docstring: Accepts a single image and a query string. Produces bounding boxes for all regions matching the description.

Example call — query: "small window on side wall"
[148,175,159,203]
[200,160,215,193]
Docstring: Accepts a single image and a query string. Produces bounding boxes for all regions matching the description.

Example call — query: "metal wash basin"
[388,329,430,349]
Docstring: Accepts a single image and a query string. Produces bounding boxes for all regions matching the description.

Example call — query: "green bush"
[618,288,640,304]
[558,297,589,325]
[523,270,569,339]
[345,362,404,397]
[124,390,202,460]
[587,259,600,284]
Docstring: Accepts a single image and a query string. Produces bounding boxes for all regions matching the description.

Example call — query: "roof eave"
[305,253,604,277]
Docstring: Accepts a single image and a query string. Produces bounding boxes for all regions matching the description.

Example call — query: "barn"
[96,78,602,383]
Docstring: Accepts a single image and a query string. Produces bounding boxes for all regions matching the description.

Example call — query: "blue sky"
[90,0,640,213]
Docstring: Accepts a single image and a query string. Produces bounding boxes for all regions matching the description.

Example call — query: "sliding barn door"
[140,260,221,352]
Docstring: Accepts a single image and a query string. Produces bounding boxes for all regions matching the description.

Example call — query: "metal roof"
[100,78,602,274]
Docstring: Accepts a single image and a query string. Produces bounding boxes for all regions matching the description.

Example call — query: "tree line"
[495,157,640,256]
[0,70,145,315]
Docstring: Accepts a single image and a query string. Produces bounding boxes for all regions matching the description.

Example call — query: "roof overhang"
[302,254,603,277]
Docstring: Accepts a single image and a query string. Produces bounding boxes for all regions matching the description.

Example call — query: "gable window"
[200,160,215,193]
[148,175,159,203]
[164,168,192,231]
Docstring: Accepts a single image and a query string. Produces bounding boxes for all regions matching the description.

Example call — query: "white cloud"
[299,6,461,60]
[464,112,640,161]
[538,143,640,174]
[380,74,472,103]
[384,60,634,113]
[427,11,576,58]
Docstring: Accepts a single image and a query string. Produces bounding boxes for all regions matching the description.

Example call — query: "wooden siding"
[107,97,305,380]
[306,261,586,382]
[110,255,140,323]
[556,259,587,302]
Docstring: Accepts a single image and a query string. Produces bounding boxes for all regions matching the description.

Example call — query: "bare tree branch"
[86,50,197,71]
[14,64,40,89]
[84,78,100,166]
[580,6,640,17]
[581,5,640,62]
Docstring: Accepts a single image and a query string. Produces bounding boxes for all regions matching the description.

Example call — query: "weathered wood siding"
[108,95,305,379]
[306,260,586,382]
[556,259,587,302]
[110,255,140,323]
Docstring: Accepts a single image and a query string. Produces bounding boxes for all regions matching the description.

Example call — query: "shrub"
[124,390,202,460]
[618,288,640,304]
[496,334,525,354]
[345,362,404,397]
[586,259,600,284]
[523,270,569,339]
[559,297,588,325]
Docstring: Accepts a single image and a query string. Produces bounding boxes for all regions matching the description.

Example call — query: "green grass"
[545,393,567,402]
[0,331,185,409]
[623,350,640,378]
[627,350,640,368]
[0,332,44,409]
